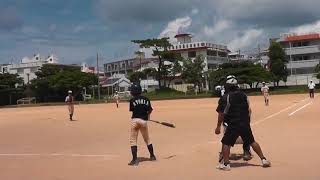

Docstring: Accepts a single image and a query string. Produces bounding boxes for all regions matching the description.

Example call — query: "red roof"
[174,34,191,38]
[284,34,320,42]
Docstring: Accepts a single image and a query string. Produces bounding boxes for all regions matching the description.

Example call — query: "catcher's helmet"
[226,75,237,85]
[130,84,142,96]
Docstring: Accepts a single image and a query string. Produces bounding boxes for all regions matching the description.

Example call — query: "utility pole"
[96,52,101,100]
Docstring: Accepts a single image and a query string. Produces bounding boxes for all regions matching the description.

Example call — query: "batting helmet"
[130,84,142,96]
[68,90,72,94]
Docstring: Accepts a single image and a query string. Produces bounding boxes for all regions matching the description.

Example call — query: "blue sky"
[1,0,320,65]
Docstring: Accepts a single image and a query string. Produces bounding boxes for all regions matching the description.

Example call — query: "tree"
[181,56,205,92]
[209,61,273,89]
[128,71,146,84]
[166,59,182,88]
[0,73,24,106]
[268,41,288,86]
[132,38,178,89]
[31,64,97,102]
[314,63,320,80]
[0,73,23,88]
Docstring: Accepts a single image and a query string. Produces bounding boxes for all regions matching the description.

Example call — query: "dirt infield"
[0,94,319,180]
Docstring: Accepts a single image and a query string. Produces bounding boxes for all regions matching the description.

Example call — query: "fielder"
[114,91,120,108]
[215,75,271,171]
[261,82,269,106]
[65,90,74,121]
[128,84,156,166]
[308,80,316,98]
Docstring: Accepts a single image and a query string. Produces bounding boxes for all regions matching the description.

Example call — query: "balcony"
[286,59,320,69]
[207,56,229,64]
[285,45,320,55]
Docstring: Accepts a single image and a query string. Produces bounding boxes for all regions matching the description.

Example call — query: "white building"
[276,33,320,85]
[5,54,58,84]
[168,34,230,70]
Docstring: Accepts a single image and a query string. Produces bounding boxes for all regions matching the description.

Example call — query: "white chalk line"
[288,102,313,116]
[0,153,119,159]
[188,95,316,153]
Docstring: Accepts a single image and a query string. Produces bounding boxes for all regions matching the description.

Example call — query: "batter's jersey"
[129,96,153,121]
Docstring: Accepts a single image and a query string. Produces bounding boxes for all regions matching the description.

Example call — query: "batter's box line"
[0,153,119,159]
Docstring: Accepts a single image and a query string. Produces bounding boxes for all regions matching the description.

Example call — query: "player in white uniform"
[308,80,316,98]
[65,90,74,121]
[114,91,120,108]
[261,82,269,106]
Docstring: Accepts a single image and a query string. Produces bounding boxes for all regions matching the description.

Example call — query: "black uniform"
[129,95,153,120]
[216,90,255,146]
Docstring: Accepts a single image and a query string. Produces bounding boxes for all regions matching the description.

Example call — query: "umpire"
[215,75,271,171]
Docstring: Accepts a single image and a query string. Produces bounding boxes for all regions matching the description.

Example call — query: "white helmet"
[262,82,266,84]
[226,75,237,85]
[68,90,72,94]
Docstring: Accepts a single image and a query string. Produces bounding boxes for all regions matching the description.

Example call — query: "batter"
[128,84,156,166]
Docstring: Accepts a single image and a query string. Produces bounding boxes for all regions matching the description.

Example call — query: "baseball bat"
[149,120,175,128]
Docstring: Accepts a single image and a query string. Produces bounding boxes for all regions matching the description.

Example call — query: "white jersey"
[221,89,225,97]
[65,96,73,103]
[261,85,269,94]
[308,83,315,90]
[114,94,120,100]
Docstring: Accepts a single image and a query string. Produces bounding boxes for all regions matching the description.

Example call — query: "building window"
[207,50,217,56]
[183,45,185,48]
[31,67,38,73]
[17,68,24,74]
[188,51,196,58]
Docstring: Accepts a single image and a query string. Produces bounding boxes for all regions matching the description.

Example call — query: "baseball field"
[0,94,319,180]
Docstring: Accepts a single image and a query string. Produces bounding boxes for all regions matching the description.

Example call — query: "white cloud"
[159,16,192,42]
[203,20,232,37]
[289,20,320,35]
[191,8,199,15]
[227,29,263,52]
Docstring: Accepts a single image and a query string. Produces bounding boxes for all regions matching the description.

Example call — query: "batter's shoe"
[128,159,138,166]
[150,155,156,161]
[261,158,271,167]
[216,163,231,171]
[243,150,252,161]
[218,152,223,163]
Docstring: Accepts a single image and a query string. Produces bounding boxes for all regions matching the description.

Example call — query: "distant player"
[128,84,156,166]
[220,86,225,97]
[65,90,74,121]
[261,82,269,106]
[215,75,271,171]
[308,80,316,98]
[114,91,120,108]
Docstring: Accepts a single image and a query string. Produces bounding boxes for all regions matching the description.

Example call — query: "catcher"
[215,75,271,171]
[128,84,156,166]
